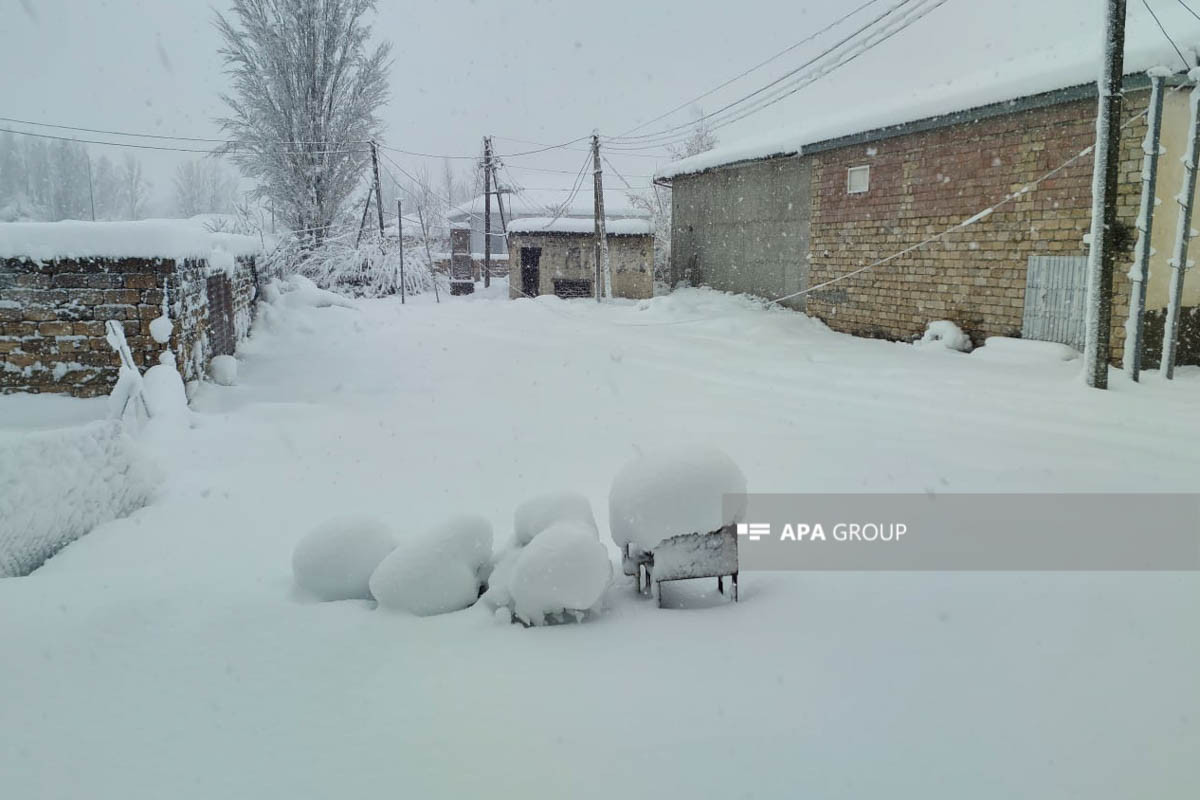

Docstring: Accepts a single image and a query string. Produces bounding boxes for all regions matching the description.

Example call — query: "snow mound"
[480,547,522,609]
[916,320,973,352]
[292,516,397,602]
[0,421,159,577]
[279,275,357,310]
[972,336,1080,363]
[609,445,748,553]
[513,491,598,546]
[141,354,188,419]
[368,515,493,616]
[209,355,238,387]
[509,520,612,626]
[149,315,173,345]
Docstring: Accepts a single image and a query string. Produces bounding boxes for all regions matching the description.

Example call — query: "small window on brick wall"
[847,165,870,194]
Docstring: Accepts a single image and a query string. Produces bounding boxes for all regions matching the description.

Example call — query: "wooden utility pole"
[1082,0,1126,389]
[370,141,386,239]
[1162,71,1200,379]
[397,199,406,304]
[355,186,373,249]
[1124,69,1169,382]
[483,136,493,289]
[591,131,611,301]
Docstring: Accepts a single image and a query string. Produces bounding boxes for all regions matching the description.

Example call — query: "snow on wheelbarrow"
[609,445,747,607]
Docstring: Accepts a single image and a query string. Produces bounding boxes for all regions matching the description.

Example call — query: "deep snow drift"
[0,284,1197,799]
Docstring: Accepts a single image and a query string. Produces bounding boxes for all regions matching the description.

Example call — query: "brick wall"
[805,90,1150,361]
[1,256,257,397]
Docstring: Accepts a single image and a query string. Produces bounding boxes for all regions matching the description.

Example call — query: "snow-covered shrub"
[292,516,397,602]
[609,445,747,555]
[262,233,442,299]
[0,421,159,577]
[917,320,973,352]
[513,491,597,546]
[368,515,493,616]
[509,520,612,626]
[209,355,238,386]
[149,314,173,345]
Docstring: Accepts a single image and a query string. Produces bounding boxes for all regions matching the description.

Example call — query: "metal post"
[592,131,611,301]
[1163,72,1200,379]
[1082,0,1126,389]
[483,136,493,289]
[1124,69,1168,381]
[397,199,406,304]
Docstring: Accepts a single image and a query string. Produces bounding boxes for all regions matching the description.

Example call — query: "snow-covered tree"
[667,108,718,161]
[92,155,120,220]
[173,158,239,217]
[214,0,391,241]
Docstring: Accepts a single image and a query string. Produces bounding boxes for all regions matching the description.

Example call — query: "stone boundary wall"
[1,255,257,397]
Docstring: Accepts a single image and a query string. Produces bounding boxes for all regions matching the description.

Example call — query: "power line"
[1141,0,1191,69]
[616,0,884,138]
[604,0,950,152]
[606,0,925,146]
[1176,0,1200,24]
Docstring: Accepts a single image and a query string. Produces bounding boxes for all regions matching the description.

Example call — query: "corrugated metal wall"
[1022,255,1088,349]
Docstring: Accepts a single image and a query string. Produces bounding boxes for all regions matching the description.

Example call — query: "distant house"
[656,24,1200,368]
[507,216,653,300]
[0,219,262,397]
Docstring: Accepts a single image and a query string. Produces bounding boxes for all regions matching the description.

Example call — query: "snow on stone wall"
[0,420,159,577]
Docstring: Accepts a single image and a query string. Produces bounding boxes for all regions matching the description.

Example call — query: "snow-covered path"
[1,286,1197,798]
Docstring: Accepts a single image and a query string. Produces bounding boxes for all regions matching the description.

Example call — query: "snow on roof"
[506,217,653,236]
[656,3,1200,180]
[0,218,266,262]
[447,187,648,222]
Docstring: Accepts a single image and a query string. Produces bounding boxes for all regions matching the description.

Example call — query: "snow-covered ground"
[1,284,1197,798]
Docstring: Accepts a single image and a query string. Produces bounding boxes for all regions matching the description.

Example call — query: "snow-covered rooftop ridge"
[448,187,648,221]
[0,218,266,261]
[506,217,653,235]
[657,35,1197,180]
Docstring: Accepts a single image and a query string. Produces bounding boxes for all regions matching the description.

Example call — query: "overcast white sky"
[4,0,1200,215]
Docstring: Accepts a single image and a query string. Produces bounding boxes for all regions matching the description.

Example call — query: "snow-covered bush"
[513,491,597,547]
[209,355,238,386]
[509,520,612,626]
[292,516,397,602]
[149,314,173,345]
[916,320,973,352]
[0,421,159,577]
[261,233,442,299]
[609,445,747,555]
[368,515,493,616]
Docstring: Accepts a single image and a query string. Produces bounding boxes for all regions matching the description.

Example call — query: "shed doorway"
[520,247,541,297]
[1022,255,1087,349]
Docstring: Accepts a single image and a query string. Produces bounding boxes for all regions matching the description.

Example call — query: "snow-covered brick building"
[656,9,1200,368]
[0,219,262,396]
[506,216,653,300]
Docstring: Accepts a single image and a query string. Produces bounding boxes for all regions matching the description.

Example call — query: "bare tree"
[119,154,150,220]
[214,0,391,241]
[173,158,239,217]
[667,107,719,161]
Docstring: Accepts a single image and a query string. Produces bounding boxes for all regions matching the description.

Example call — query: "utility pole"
[1124,68,1169,382]
[370,141,386,239]
[85,154,96,221]
[1082,0,1126,389]
[397,199,406,304]
[483,136,493,289]
[592,130,611,301]
[1162,69,1200,379]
